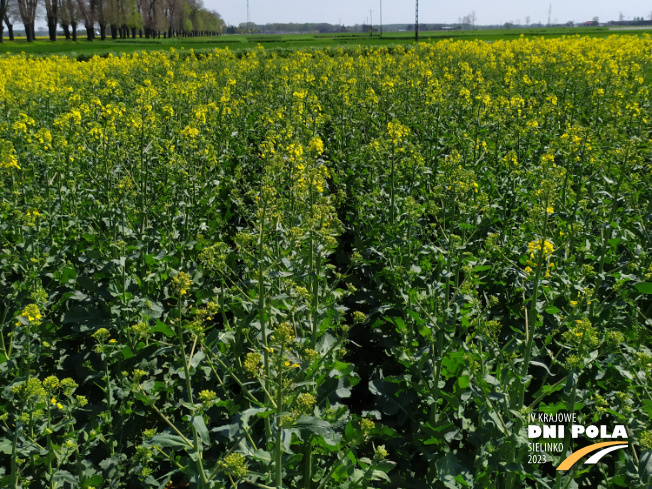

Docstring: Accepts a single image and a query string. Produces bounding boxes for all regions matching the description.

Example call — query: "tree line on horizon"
[0,0,225,42]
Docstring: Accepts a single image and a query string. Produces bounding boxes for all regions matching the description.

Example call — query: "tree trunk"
[62,22,71,39]
[85,22,94,40]
[26,22,35,42]
[99,22,106,40]
[131,27,136,38]
[71,22,77,41]
[5,15,13,40]
[110,24,117,39]
[0,6,6,43]
[47,16,57,40]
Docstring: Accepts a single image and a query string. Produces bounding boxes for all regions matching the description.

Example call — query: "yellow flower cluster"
[16,304,42,325]
[562,318,600,349]
[528,239,554,257]
[0,140,20,170]
[387,121,410,144]
[524,239,555,276]
[172,272,192,296]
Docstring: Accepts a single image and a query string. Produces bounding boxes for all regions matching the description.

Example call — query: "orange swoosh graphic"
[556,441,628,470]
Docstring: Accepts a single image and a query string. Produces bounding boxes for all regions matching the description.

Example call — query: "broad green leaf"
[473,265,492,272]
[436,452,472,488]
[0,438,12,455]
[153,320,174,337]
[82,475,104,488]
[149,432,192,449]
[640,451,652,485]
[634,283,652,294]
[191,415,210,446]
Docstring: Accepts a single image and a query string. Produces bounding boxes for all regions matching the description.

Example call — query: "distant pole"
[415,0,419,41]
[247,0,250,32]
[380,0,383,37]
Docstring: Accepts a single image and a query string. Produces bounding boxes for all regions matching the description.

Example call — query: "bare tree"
[44,0,60,40]
[60,0,79,39]
[109,0,127,38]
[4,14,13,39]
[95,0,109,39]
[104,0,139,38]
[76,0,95,40]
[4,1,21,40]
[164,0,179,37]
[140,0,165,37]
[0,0,8,41]
[460,14,472,30]
[17,0,39,41]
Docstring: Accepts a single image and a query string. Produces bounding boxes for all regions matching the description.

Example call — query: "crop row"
[0,36,651,488]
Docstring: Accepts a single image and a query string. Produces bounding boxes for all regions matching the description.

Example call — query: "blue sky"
[205,0,652,27]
